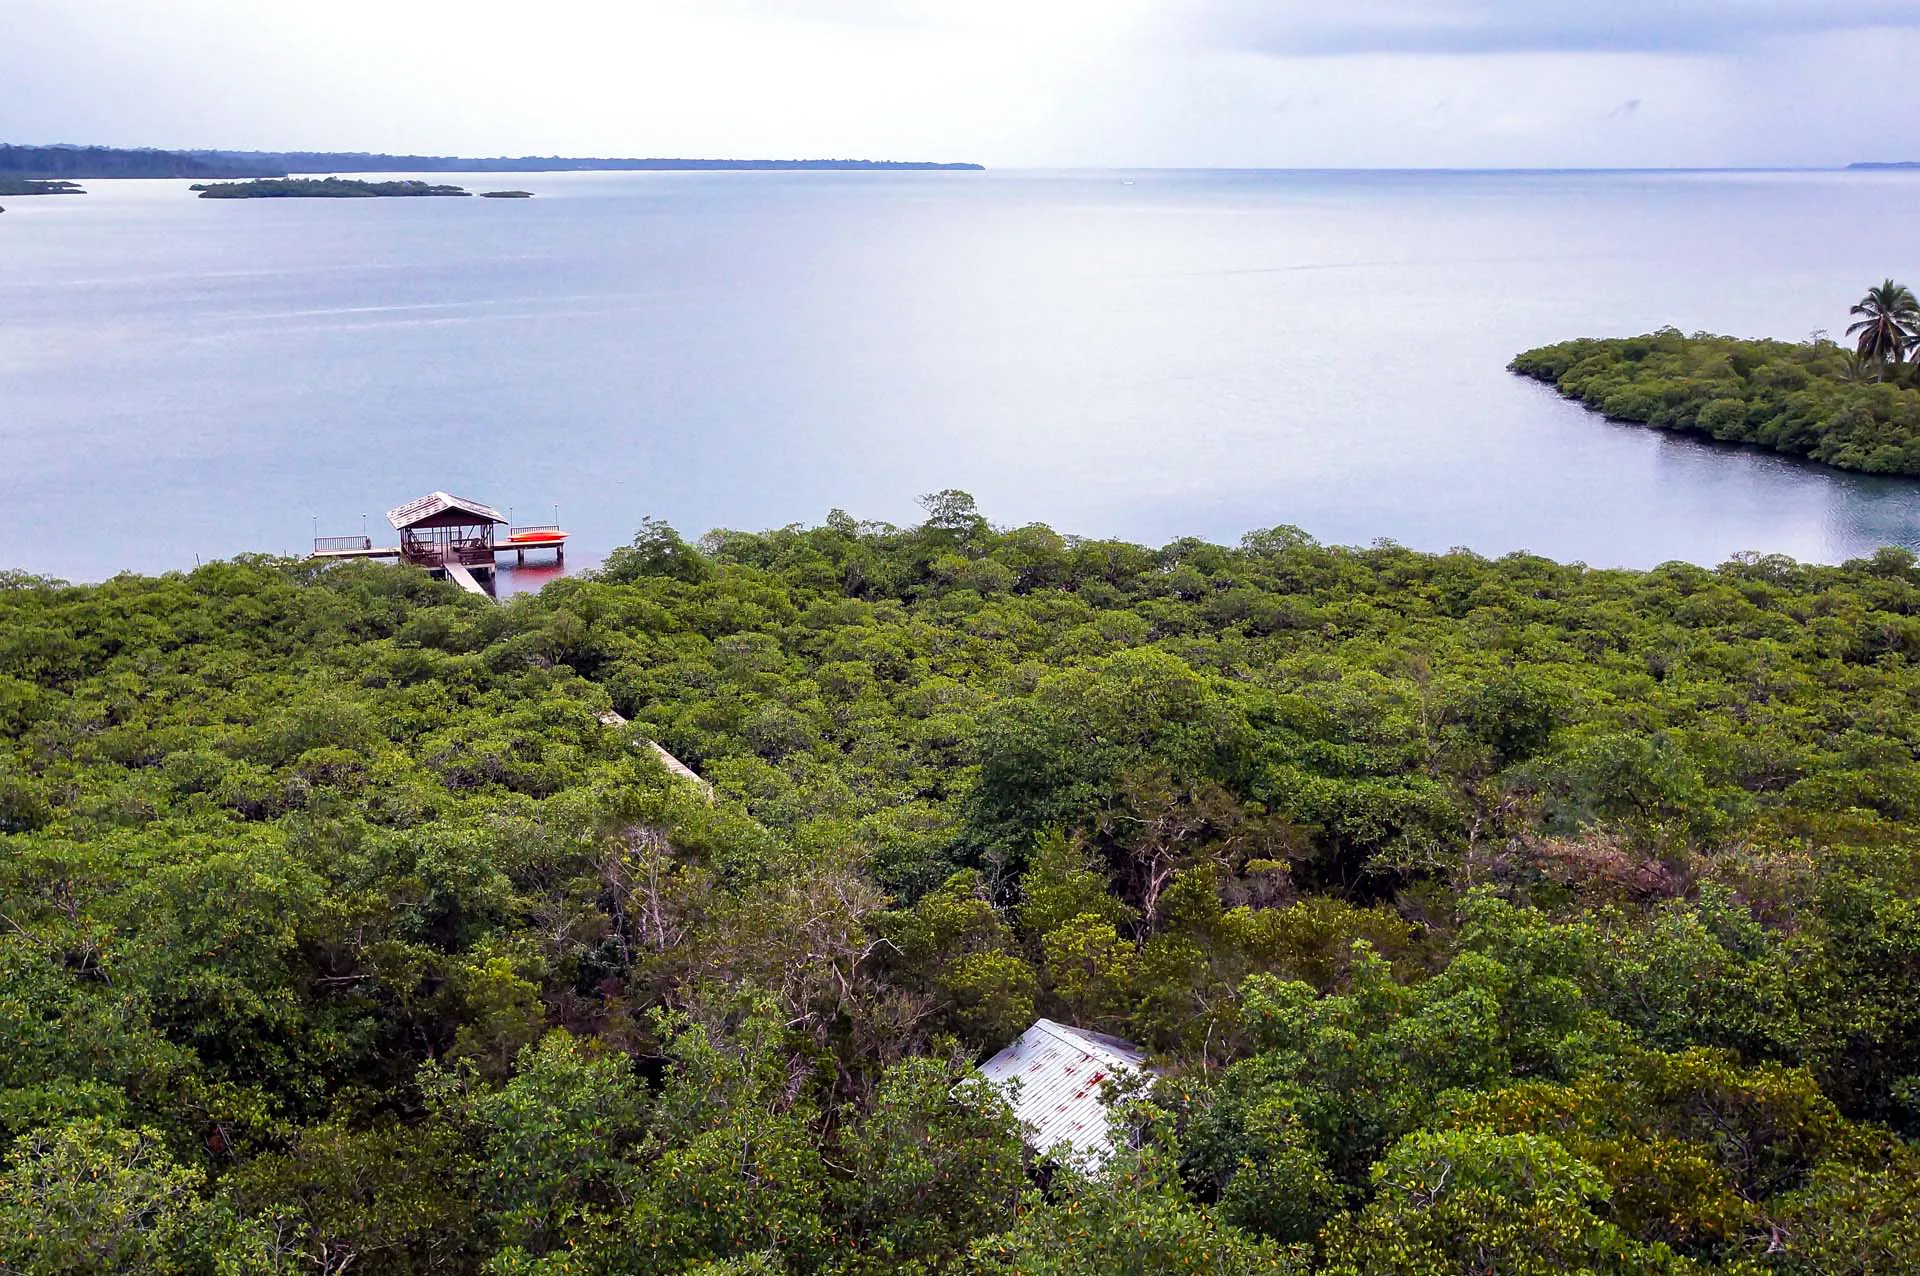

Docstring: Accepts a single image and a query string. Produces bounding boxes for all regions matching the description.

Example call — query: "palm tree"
[1838,350,1880,384]
[1846,279,1920,371]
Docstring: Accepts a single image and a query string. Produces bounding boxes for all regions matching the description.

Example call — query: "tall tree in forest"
[1846,279,1920,370]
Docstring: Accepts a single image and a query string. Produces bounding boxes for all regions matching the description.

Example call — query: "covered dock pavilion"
[310,491,569,593]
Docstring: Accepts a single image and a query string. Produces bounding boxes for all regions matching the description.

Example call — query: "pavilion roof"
[386,491,507,530]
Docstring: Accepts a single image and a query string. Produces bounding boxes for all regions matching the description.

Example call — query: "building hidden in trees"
[980,1019,1155,1168]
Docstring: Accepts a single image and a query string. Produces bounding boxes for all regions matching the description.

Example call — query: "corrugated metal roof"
[386,491,507,529]
[979,1019,1151,1167]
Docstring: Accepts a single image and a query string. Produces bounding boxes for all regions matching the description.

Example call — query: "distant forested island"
[0,178,85,196]
[1513,284,1920,476]
[192,178,473,199]
[186,150,986,173]
[1,143,983,179]
[1848,161,1920,170]
[0,144,277,179]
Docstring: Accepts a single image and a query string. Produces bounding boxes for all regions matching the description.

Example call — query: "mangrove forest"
[3,496,1919,1273]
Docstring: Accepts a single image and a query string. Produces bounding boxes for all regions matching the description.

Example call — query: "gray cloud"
[1182,0,1920,56]
[10,0,1920,168]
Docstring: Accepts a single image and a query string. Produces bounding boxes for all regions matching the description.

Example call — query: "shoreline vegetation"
[3,493,1920,1271]
[2,142,985,180]
[188,150,986,173]
[0,143,272,179]
[1512,283,1920,477]
[0,178,85,196]
[192,177,475,199]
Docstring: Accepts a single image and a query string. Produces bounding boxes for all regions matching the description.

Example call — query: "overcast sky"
[11,0,1920,167]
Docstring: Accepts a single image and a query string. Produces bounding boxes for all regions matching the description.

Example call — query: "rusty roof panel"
[979,1019,1151,1168]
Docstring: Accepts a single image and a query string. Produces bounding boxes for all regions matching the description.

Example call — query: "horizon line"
[8,142,1911,177]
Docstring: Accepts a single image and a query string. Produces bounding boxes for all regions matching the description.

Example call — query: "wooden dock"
[309,494,721,799]
[310,543,402,560]
[309,494,567,596]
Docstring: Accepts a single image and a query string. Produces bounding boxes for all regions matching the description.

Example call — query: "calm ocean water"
[4,167,1919,582]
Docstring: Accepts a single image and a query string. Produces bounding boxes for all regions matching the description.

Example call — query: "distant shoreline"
[0,178,85,196]
[207,152,987,174]
[191,177,476,199]
[0,143,984,180]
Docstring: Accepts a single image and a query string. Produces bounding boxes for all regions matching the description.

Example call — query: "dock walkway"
[442,562,490,597]
[310,543,401,560]
[598,710,715,800]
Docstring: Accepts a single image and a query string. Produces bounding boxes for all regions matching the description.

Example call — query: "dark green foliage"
[0,143,278,180]
[1512,328,1920,474]
[833,1057,1027,1271]
[182,150,986,174]
[0,179,85,196]
[600,518,715,585]
[1322,1128,1688,1276]
[191,178,473,198]
[970,1109,1305,1275]
[2,500,1919,1272]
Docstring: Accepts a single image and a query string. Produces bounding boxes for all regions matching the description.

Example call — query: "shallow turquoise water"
[3,168,1918,579]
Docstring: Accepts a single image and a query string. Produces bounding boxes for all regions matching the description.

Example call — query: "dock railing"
[509,524,566,540]
[313,535,373,554]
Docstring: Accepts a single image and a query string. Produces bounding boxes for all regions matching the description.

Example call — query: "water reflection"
[1635,429,1920,564]
[493,558,584,597]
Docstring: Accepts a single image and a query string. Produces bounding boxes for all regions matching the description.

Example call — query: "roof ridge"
[1033,1018,1142,1063]
[386,491,508,528]
[1030,1018,1079,1047]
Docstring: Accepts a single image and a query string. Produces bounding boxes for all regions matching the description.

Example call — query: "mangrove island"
[1511,281,1920,476]
[191,177,474,199]
[0,178,85,196]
